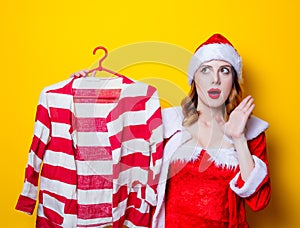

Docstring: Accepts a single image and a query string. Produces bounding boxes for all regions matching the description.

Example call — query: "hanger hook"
[92,46,108,70]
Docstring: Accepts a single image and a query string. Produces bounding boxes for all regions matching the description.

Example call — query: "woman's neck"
[197,103,225,124]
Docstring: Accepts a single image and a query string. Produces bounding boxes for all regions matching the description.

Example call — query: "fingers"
[70,69,89,78]
[242,96,254,111]
[237,95,254,109]
[245,103,255,116]
[240,95,255,117]
[236,95,251,110]
[76,69,89,77]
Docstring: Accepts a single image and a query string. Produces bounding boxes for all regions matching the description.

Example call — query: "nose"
[212,72,220,85]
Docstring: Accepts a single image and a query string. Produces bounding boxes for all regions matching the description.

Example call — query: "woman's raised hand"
[216,95,255,139]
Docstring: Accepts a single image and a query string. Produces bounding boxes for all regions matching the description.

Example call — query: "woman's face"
[194,60,233,109]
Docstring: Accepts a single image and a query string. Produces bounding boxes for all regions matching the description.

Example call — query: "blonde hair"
[181,67,244,127]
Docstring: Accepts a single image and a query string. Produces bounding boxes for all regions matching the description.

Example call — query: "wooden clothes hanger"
[88,46,123,77]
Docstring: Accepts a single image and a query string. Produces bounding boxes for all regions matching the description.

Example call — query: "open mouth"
[208,88,221,99]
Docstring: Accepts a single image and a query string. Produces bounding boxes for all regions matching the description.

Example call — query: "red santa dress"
[151,107,271,228]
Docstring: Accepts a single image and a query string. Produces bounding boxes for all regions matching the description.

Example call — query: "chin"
[205,99,226,108]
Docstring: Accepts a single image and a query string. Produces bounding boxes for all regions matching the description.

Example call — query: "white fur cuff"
[230,155,267,198]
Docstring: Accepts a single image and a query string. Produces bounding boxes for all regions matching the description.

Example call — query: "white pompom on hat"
[188,33,242,85]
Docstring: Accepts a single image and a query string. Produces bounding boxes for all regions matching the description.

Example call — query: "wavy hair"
[181,67,243,127]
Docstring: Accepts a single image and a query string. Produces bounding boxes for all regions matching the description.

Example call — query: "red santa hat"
[188,34,242,85]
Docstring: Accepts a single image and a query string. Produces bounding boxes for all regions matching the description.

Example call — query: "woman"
[152,34,271,228]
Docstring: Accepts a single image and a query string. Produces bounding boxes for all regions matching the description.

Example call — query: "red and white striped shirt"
[16,75,163,228]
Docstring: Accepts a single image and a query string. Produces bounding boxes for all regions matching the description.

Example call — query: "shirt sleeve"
[145,88,164,206]
[15,90,51,215]
[230,132,271,211]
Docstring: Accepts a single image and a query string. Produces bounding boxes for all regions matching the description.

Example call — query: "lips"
[208,88,221,99]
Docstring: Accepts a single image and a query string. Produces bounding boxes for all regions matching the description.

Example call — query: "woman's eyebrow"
[200,64,213,68]
[220,64,231,68]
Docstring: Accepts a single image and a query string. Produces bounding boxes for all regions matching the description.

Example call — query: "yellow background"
[1,0,299,227]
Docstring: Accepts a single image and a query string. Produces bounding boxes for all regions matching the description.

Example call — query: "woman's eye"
[200,67,210,73]
[220,67,230,74]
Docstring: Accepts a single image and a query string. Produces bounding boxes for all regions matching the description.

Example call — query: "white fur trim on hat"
[188,43,242,85]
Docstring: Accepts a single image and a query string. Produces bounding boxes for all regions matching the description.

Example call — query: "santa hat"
[188,34,242,85]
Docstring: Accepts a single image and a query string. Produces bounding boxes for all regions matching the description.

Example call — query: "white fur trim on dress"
[170,142,239,170]
[245,116,269,140]
[188,43,242,85]
[207,148,239,169]
[229,155,268,198]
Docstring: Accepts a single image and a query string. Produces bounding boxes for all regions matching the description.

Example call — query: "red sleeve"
[15,91,51,214]
[244,132,271,211]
